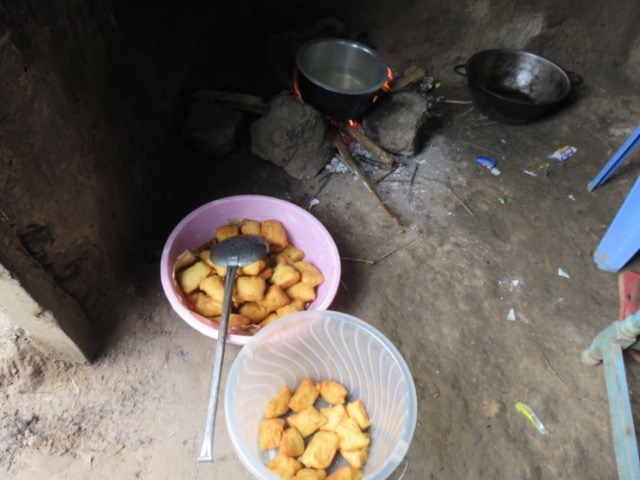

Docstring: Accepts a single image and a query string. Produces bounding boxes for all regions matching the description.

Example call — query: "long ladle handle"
[197,264,237,462]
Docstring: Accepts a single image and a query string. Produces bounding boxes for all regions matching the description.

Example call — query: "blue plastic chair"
[588,125,640,272]
[588,125,640,192]
[594,176,640,272]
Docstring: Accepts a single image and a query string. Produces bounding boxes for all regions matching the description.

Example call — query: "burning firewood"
[389,65,427,92]
[332,131,402,226]
[338,123,396,169]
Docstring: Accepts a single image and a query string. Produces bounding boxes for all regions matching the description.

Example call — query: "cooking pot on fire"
[296,37,388,121]
[454,49,582,123]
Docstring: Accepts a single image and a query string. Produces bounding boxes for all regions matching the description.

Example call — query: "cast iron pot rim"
[296,37,387,96]
[464,48,572,106]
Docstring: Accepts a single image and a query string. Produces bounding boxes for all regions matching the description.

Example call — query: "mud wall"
[0,0,216,352]
[0,0,638,359]
[220,0,640,91]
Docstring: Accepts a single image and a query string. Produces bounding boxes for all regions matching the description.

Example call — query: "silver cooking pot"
[296,38,388,121]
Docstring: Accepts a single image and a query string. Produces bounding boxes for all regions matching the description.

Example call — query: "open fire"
[184,32,433,226]
[287,57,434,226]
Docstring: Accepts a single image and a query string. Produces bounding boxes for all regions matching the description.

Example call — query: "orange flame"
[347,119,359,128]
[381,67,394,92]
[292,69,303,102]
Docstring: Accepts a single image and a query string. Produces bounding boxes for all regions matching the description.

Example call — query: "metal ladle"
[197,234,269,462]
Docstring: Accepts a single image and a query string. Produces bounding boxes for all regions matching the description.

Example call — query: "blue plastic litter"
[475,155,497,169]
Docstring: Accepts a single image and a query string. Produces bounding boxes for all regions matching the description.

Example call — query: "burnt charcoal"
[181,98,243,157]
[250,93,333,180]
[363,91,429,156]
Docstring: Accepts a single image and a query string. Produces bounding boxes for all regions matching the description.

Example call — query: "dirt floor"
[3,9,640,479]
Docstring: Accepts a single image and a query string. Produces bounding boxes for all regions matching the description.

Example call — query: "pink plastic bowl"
[160,195,341,345]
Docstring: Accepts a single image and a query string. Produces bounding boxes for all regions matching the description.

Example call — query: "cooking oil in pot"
[312,69,367,91]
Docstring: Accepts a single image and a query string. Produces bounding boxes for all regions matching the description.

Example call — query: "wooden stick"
[341,257,376,266]
[444,99,474,105]
[69,375,80,409]
[373,239,416,264]
[193,89,268,115]
[390,65,427,91]
[338,123,395,169]
[332,132,402,226]
[341,239,415,266]
[446,185,474,216]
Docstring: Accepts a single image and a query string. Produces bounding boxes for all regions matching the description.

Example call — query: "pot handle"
[454,64,468,77]
[565,70,583,86]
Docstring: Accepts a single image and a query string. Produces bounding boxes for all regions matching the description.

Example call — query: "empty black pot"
[454,49,582,123]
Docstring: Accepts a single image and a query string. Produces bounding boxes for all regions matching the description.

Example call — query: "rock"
[363,91,429,156]
[250,93,333,180]
[182,98,243,156]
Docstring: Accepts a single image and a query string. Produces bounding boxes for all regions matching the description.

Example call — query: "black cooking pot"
[296,38,388,121]
[454,49,582,123]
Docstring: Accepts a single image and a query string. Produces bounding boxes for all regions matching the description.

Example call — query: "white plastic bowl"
[224,310,418,479]
[160,195,341,345]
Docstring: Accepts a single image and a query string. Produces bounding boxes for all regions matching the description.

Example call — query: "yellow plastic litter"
[515,402,548,435]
